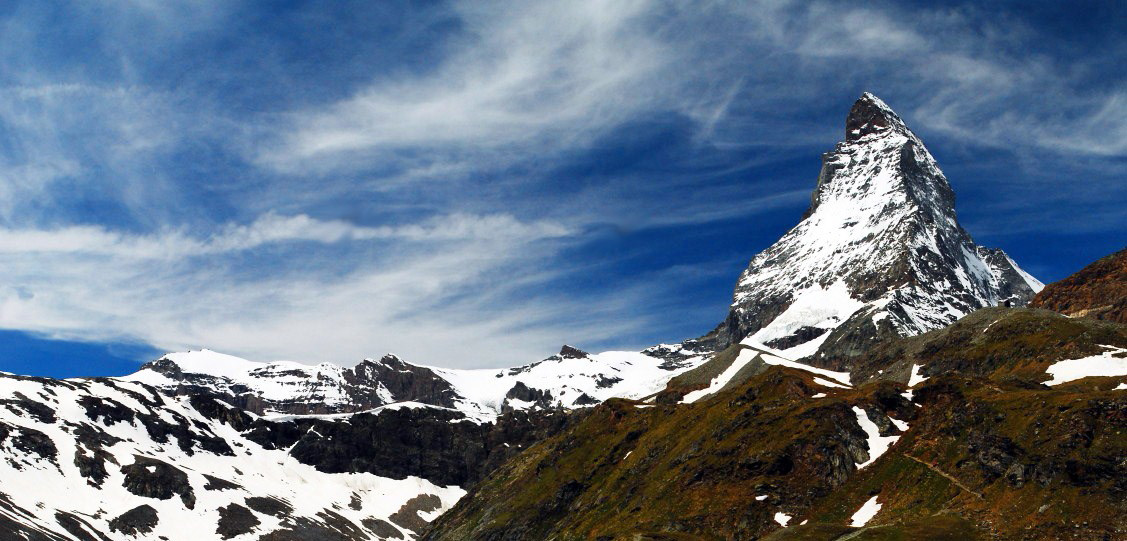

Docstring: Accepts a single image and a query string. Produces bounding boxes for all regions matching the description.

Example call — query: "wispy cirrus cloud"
[0,213,571,258]
[256,0,682,172]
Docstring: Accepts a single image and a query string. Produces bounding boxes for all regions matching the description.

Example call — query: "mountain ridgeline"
[0,93,1123,541]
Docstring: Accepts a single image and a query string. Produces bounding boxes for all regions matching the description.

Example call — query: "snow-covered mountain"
[0,372,463,540]
[0,346,705,540]
[125,345,705,421]
[693,93,1042,369]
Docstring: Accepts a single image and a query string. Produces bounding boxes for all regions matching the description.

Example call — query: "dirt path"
[903,453,984,500]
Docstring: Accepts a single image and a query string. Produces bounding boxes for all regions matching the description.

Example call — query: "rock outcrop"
[1030,247,1127,324]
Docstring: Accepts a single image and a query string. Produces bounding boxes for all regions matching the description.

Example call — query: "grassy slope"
[425,367,882,540]
[851,307,1127,385]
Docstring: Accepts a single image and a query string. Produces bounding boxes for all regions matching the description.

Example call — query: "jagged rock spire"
[845,92,909,142]
[691,93,1043,369]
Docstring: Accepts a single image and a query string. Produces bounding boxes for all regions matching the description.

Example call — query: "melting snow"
[774,512,792,526]
[811,393,827,399]
[1044,346,1127,385]
[682,348,759,404]
[907,364,928,387]
[755,494,768,501]
[0,373,464,540]
[758,350,852,387]
[1116,383,1127,391]
[682,346,852,404]
[121,349,353,407]
[853,407,899,469]
[434,350,704,417]
[850,495,882,527]
[126,347,706,422]
[813,377,849,389]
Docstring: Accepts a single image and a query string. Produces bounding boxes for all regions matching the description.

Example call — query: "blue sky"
[0,1,1123,376]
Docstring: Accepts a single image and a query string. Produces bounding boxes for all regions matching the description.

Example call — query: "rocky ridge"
[1030,247,1127,324]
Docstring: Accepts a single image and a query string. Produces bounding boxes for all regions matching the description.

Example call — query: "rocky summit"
[0,94,1123,541]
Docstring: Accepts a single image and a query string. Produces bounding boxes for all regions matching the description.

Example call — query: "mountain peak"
[845,92,908,142]
[691,94,1041,368]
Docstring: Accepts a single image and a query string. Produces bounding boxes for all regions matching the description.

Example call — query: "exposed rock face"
[1030,247,1127,324]
[693,93,1042,370]
[121,456,196,509]
[216,503,260,539]
[503,381,554,412]
[558,345,589,359]
[238,405,579,487]
[109,504,159,536]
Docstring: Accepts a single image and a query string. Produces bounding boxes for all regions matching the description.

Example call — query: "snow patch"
[907,364,928,387]
[813,377,849,389]
[757,350,852,387]
[682,348,759,404]
[850,495,882,527]
[853,407,900,469]
[1044,346,1127,385]
[774,512,792,526]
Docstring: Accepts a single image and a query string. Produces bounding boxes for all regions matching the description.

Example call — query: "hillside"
[423,309,1127,540]
[1030,248,1127,324]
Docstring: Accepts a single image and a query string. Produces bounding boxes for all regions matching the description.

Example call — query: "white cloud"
[257,0,688,171]
[0,82,189,226]
[0,213,571,259]
[0,212,609,366]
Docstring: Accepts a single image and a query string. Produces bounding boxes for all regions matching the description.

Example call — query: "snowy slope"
[0,373,462,540]
[0,344,706,539]
[431,349,705,416]
[696,93,1042,367]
